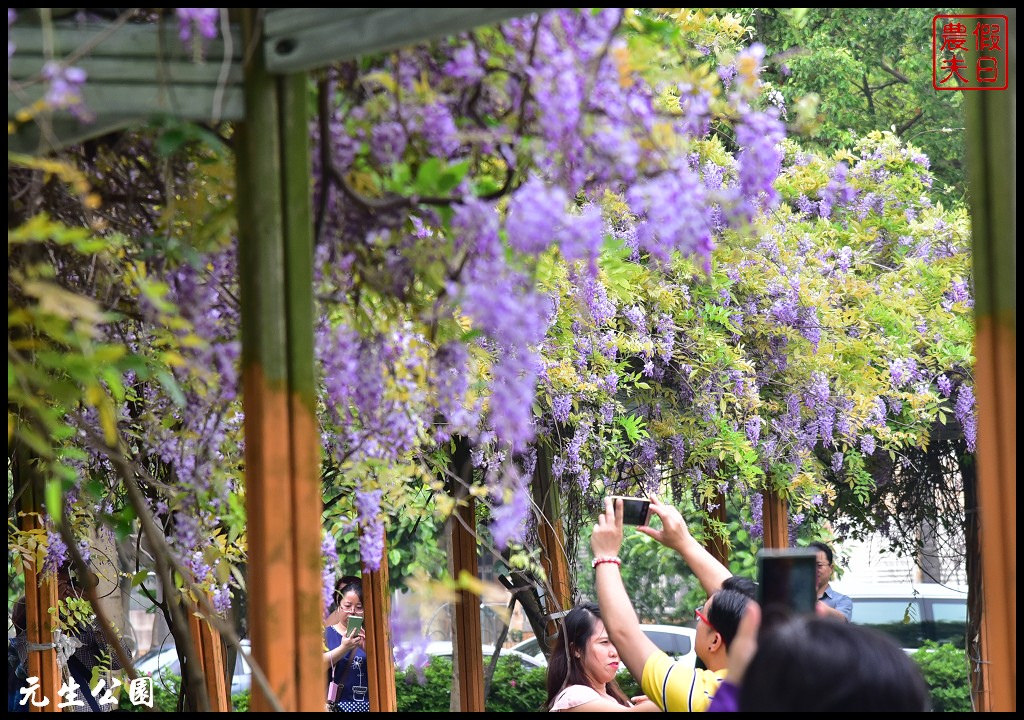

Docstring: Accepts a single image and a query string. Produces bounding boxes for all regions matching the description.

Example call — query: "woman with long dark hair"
[545,602,659,712]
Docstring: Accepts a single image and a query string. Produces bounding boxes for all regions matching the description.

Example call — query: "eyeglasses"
[816,562,832,569]
[694,606,718,635]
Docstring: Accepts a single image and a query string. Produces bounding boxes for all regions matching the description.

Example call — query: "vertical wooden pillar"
[280,65,325,718]
[704,490,730,567]
[20,523,60,713]
[965,17,1016,710]
[14,449,60,713]
[236,10,321,712]
[363,531,397,712]
[449,495,484,711]
[532,445,571,611]
[445,438,484,711]
[188,612,229,712]
[761,488,788,549]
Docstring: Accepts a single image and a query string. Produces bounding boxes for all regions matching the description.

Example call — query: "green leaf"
[45,479,63,525]
[155,369,187,407]
[130,570,150,588]
[437,160,471,194]
[414,158,443,194]
[390,162,412,190]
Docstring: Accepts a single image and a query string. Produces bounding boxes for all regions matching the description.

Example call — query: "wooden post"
[445,438,484,712]
[532,445,571,612]
[280,68,325,716]
[965,20,1016,710]
[14,447,60,713]
[236,9,321,712]
[704,490,730,567]
[20,524,60,713]
[449,495,485,712]
[363,531,397,712]
[188,611,230,712]
[761,488,788,549]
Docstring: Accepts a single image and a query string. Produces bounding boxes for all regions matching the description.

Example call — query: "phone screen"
[609,496,651,526]
[346,615,363,638]
[757,548,818,632]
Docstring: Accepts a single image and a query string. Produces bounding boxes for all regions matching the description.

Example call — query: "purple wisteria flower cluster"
[175,8,219,56]
[391,600,431,683]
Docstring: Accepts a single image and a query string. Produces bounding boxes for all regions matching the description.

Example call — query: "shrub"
[911,641,971,712]
[118,670,181,712]
[230,690,249,712]
[396,655,548,712]
[485,655,548,712]
[396,657,454,712]
[117,672,249,712]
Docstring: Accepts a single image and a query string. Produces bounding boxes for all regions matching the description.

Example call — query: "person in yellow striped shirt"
[591,496,752,712]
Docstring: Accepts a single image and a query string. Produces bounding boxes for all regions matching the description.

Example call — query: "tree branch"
[878,60,911,84]
[895,110,924,136]
[80,425,285,712]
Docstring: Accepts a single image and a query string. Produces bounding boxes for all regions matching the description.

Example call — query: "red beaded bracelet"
[592,556,622,569]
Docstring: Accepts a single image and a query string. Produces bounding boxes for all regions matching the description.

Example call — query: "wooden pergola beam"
[965,9,1016,710]
[7,21,244,153]
[262,8,540,73]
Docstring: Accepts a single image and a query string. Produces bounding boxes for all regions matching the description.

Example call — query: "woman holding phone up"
[324,576,369,712]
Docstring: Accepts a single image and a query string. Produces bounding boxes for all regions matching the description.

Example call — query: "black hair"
[808,541,833,566]
[330,577,363,613]
[721,575,757,600]
[545,602,630,710]
[739,616,930,712]
[706,588,752,649]
[12,596,27,633]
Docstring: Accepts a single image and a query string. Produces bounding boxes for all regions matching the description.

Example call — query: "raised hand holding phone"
[346,615,364,638]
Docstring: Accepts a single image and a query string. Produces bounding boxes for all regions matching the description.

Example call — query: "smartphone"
[608,496,651,526]
[346,615,364,638]
[757,548,818,633]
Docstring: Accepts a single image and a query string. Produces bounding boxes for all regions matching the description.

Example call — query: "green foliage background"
[911,641,972,712]
[741,8,965,202]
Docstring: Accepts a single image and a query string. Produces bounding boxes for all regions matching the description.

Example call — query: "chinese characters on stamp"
[933,14,1009,90]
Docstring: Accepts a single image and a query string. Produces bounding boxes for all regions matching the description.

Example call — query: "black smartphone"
[757,548,818,632]
[608,496,651,526]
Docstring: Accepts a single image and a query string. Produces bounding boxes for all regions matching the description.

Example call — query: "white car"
[831,581,968,652]
[512,623,697,669]
[134,638,252,695]
[423,641,547,670]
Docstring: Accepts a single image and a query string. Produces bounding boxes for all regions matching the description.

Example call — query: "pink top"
[549,684,631,712]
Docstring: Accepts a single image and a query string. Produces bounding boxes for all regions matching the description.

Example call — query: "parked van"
[831,582,968,651]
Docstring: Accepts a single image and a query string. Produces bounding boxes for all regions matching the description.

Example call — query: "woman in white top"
[545,602,660,712]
